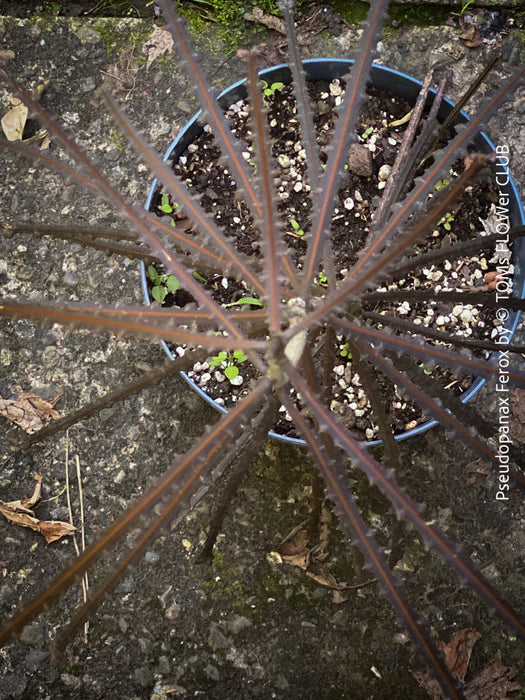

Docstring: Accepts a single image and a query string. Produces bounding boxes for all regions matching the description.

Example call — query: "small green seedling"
[361,126,374,140]
[223,296,264,308]
[437,212,454,231]
[289,218,304,237]
[340,343,352,359]
[193,271,208,283]
[209,350,248,381]
[451,0,474,17]
[261,80,284,97]
[146,264,180,303]
[160,193,179,227]
[434,178,450,192]
[316,271,328,287]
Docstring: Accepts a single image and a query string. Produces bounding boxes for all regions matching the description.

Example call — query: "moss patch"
[92,17,151,55]
[387,3,452,28]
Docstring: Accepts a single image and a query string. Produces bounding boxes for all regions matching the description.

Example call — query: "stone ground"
[0,5,525,700]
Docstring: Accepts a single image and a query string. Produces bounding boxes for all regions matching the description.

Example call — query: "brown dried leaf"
[0,392,61,433]
[243,7,320,47]
[465,460,491,484]
[14,471,42,510]
[442,628,481,681]
[144,26,174,69]
[459,25,482,49]
[278,525,310,569]
[244,7,286,35]
[23,129,50,150]
[276,513,349,598]
[413,629,521,699]
[411,670,444,700]
[465,460,491,476]
[464,651,521,699]
[1,103,28,140]
[330,588,349,604]
[37,520,77,544]
[0,473,75,543]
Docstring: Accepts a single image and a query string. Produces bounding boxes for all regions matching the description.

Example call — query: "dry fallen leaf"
[277,523,310,569]
[244,7,286,35]
[1,103,28,140]
[275,506,349,602]
[464,651,522,699]
[442,628,481,681]
[0,392,61,433]
[0,472,76,544]
[144,26,174,69]
[1,93,50,149]
[459,24,482,49]
[243,6,322,48]
[413,628,521,699]
[465,459,491,485]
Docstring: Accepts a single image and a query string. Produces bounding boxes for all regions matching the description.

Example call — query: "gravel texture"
[0,8,524,700]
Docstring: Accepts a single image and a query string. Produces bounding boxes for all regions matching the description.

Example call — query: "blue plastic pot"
[142,59,525,446]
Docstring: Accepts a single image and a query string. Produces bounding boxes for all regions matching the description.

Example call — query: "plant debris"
[0,391,61,433]
[1,95,49,148]
[412,628,522,699]
[272,504,354,603]
[1,100,27,140]
[0,472,76,544]
[144,26,174,70]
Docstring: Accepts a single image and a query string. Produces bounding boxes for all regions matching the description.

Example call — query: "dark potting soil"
[146,77,505,442]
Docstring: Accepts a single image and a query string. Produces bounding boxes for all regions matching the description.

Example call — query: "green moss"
[386,3,451,28]
[326,0,451,30]
[177,0,279,26]
[109,127,126,152]
[174,0,306,56]
[91,0,146,17]
[328,0,369,25]
[93,17,151,56]
[195,547,245,599]
[155,54,175,72]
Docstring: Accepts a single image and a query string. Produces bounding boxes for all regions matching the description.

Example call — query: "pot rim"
[141,58,525,447]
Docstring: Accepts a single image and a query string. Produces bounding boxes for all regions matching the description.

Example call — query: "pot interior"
[142,59,525,446]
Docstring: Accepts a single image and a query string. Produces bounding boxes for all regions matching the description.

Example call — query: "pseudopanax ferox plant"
[1,0,525,696]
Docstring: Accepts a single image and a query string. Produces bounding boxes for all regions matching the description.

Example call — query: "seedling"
[361,126,374,140]
[209,350,248,381]
[160,193,179,226]
[316,270,328,287]
[261,80,284,97]
[434,178,451,192]
[437,212,455,230]
[223,296,264,308]
[146,264,180,302]
[340,343,352,359]
[288,218,304,237]
[451,0,474,18]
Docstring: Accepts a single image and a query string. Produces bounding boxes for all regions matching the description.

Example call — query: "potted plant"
[1,0,524,696]
[141,59,525,446]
